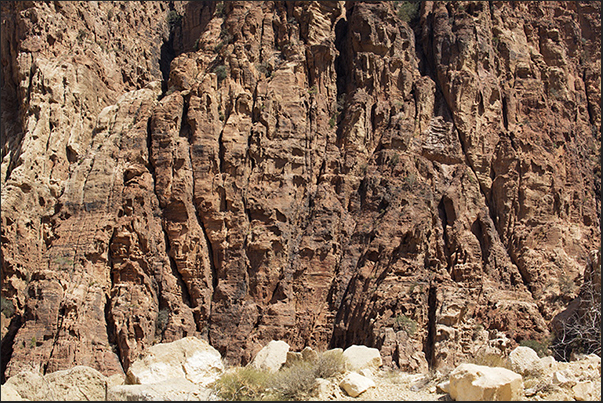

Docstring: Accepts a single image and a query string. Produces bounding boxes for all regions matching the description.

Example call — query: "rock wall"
[1,1,600,379]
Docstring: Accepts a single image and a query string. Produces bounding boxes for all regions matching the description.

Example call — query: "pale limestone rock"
[44,365,107,401]
[573,381,597,401]
[339,372,376,397]
[540,356,557,370]
[343,345,382,371]
[437,380,450,393]
[249,340,290,373]
[0,384,24,401]
[108,377,215,401]
[448,363,523,401]
[3,371,56,401]
[127,337,223,386]
[552,370,571,385]
[508,346,545,377]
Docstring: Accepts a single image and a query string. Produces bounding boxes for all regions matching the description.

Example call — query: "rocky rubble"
[1,0,600,385]
[1,338,600,401]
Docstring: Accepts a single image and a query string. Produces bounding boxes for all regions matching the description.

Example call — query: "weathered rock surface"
[249,340,290,373]
[448,363,524,401]
[126,336,223,386]
[44,365,108,401]
[343,345,383,371]
[339,371,376,397]
[1,0,600,381]
[507,346,545,377]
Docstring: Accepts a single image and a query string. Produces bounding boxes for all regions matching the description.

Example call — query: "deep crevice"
[0,314,23,383]
[424,284,437,368]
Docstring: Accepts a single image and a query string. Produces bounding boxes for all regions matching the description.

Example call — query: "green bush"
[394,314,418,336]
[520,339,551,358]
[214,366,270,401]
[167,10,182,29]
[156,308,169,334]
[1,296,15,317]
[214,65,228,81]
[395,1,420,23]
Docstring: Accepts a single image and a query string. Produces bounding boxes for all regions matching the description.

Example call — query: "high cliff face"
[1,1,600,380]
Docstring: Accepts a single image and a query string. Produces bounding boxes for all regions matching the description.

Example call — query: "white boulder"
[127,336,224,386]
[449,363,523,401]
[339,371,376,397]
[249,340,290,373]
[3,370,56,401]
[573,381,598,401]
[508,346,545,377]
[0,384,24,401]
[45,365,108,401]
[342,345,382,371]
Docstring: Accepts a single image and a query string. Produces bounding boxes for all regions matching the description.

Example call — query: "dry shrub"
[267,360,317,400]
[213,366,270,401]
[315,349,347,378]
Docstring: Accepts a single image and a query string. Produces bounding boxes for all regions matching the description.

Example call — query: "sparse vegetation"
[1,296,15,317]
[214,65,228,81]
[394,314,418,336]
[156,308,170,334]
[520,339,552,358]
[214,366,270,401]
[308,85,318,95]
[256,62,272,78]
[394,1,420,23]
[213,350,348,401]
[167,10,183,29]
[551,277,601,361]
[268,360,317,400]
[215,1,225,17]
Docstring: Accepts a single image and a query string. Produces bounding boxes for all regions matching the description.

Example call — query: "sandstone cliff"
[1,1,600,381]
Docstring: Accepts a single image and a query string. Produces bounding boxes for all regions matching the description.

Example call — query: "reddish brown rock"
[1,1,600,380]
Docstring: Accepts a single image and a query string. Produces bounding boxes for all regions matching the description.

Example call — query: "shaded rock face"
[1,0,600,379]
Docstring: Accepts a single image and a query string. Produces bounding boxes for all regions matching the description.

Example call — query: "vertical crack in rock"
[423,284,437,367]
[0,315,23,384]
[105,229,122,371]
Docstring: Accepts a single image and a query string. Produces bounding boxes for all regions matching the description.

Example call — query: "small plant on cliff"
[395,1,420,23]
[308,85,318,95]
[215,1,225,17]
[1,296,15,317]
[394,314,418,336]
[156,308,170,334]
[167,10,183,29]
[214,65,228,81]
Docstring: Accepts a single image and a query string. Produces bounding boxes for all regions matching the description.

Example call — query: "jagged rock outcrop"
[1,0,600,381]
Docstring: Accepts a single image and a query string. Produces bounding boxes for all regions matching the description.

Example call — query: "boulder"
[508,346,545,377]
[342,345,382,371]
[127,336,224,386]
[249,340,290,373]
[339,372,376,397]
[108,377,214,401]
[0,384,24,401]
[552,370,571,385]
[45,365,108,401]
[3,370,56,401]
[448,363,523,401]
[573,381,598,401]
